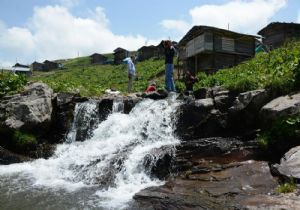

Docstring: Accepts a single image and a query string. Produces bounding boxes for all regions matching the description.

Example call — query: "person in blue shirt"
[125,56,136,93]
[163,40,176,92]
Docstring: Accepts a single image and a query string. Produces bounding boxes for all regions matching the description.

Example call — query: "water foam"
[0,97,181,209]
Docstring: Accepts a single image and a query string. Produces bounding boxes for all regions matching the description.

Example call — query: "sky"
[0,0,299,66]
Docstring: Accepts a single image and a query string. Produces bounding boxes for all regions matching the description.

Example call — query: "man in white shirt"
[126,56,136,93]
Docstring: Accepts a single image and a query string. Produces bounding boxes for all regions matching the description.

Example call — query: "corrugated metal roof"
[178,25,259,46]
[3,67,31,72]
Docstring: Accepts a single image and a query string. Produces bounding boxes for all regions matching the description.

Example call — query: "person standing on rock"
[163,40,177,92]
[125,56,136,93]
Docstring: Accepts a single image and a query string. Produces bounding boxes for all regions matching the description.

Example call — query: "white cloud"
[160,20,190,33]
[0,5,159,65]
[161,0,287,34]
[298,10,300,23]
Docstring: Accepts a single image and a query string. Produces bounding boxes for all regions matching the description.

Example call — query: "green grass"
[27,41,300,97]
[194,41,300,93]
[31,58,165,96]
[276,181,297,193]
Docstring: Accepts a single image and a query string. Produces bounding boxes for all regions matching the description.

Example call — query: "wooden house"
[13,63,30,68]
[4,65,32,77]
[90,53,108,64]
[113,48,129,64]
[155,40,178,59]
[137,45,157,61]
[43,60,59,71]
[258,22,300,50]
[178,26,257,74]
[31,61,44,71]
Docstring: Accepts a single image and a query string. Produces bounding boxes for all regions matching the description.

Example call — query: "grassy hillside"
[31,58,165,96]
[3,41,298,98]
[194,41,300,94]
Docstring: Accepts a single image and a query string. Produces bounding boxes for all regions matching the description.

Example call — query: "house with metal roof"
[178,25,257,74]
[258,22,300,50]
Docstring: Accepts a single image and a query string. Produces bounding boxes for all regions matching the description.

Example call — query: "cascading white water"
[0,97,181,209]
[112,97,124,113]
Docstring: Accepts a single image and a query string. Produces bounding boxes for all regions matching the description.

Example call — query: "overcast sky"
[0,0,299,66]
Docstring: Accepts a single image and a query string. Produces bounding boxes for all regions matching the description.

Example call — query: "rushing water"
[0,97,181,210]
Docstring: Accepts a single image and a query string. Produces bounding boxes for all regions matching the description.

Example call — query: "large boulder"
[50,92,78,142]
[124,95,142,114]
[259,92,300,127]
[273,146,300,181]
[0,146,31,164]
[228,89,272,129]
[175,98,228,139]
[0,82,53,133]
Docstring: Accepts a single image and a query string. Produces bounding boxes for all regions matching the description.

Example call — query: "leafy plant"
[193,41,300,94]
[276,180,297,193]
[0,72,27,97]
[13,131,37,148]
[258,114,300,149]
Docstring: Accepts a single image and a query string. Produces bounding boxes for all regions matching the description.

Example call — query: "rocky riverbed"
[1,82,300,209]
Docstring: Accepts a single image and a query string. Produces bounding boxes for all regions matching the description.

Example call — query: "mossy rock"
[12,131,37,152]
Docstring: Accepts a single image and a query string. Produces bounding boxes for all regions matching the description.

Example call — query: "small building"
[178,25,257,74]
[3,66,32,77]
[90,53,108,64]
[137,45,157,61]
[155,40,178,59]
[43,60,59,71]
[258,22,300,50]
[13,63,30,68]
[113,48,129,64]
[31,61,44,71]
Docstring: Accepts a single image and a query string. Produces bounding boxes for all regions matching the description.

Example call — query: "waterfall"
[0,97,181,209]
[112,97,124,113]
[66,100,99,142]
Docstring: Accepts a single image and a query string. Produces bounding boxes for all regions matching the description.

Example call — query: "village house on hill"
[90,53,108,64]
[10,63,32,77]
[13,63,30,68]
[31,61,44,71]
[178,25,257,74]
[31,60,61,71]
[258,22,300,50]
[43,60,59,71]
[155,40,178,59]
[113,48,129,64]
[137,45,157,61]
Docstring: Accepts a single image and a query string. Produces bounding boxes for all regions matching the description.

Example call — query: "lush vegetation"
[276,180,297,193]
[0,72,27,97]
[12,130,37,150]
[258,114,300,149]
[32,58,165,96]
[194,41,300,94]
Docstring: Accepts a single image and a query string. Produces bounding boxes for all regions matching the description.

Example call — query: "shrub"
[13,131,37,149]
[194,41,300,94]
[258,114,300,150]
[0,73,27,97]
[276,181,297,193]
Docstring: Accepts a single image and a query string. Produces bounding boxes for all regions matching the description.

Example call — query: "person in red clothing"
[145,82,157,93]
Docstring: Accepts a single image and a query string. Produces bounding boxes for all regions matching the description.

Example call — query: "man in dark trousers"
[163,40,176,92]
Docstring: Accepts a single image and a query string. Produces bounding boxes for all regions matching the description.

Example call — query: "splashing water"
[0,97,181,209]
[66,100,99,142]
